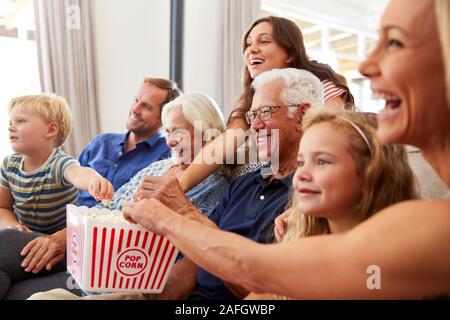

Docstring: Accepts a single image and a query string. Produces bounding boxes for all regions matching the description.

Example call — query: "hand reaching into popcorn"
[19,166,114,274]
[133,175,195,217]
[88,176,115,203]
[123,198,177,236]
[64,165,114,203]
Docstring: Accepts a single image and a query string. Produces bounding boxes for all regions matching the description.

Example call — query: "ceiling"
[261,0,389,74]
[334,0,389,10]
[0,0,32,29]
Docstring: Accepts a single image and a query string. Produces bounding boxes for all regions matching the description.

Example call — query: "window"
[260,0,387,112]
[0,0,40,159]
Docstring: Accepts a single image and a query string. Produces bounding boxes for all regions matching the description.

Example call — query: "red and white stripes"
[322,79,347,102]
[67,206,178,294]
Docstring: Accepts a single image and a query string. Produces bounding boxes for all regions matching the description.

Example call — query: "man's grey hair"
[251,68,324,117]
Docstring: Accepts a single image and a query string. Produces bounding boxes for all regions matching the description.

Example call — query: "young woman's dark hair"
[238,16,354,114]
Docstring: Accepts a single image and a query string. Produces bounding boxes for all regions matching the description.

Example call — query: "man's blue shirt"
[190,168,294,300]
[77,131,170,207]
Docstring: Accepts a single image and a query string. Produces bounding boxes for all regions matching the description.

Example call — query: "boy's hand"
[89,177,114,202]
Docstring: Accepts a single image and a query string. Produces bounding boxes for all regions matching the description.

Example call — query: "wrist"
[178,201,195,217]
[52,229,67,247]
[177,176,189,193]
[160,210,182,238]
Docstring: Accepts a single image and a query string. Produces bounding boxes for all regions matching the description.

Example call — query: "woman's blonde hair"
[8,94,73,147]
[283,109,418,240]
[435,0,450,110]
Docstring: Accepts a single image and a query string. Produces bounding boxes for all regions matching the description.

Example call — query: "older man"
[122,68,324,300]
[77,78,182,207]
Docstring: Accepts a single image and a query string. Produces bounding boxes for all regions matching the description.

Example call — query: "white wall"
[92,0,383,133]
[183,0,221,108]
[93,0,171,133]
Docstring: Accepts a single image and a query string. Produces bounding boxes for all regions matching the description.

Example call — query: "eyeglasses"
[165,128,190,140]
[245,105,299,125]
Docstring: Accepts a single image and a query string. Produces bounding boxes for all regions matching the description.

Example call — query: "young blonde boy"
[0,94,113,291]
[0,94,113,233]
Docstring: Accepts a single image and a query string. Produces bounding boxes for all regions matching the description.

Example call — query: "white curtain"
[34,0,99,157]
[219,0,261,117]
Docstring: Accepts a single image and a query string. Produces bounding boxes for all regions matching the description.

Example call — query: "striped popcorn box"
[66,204,179,293]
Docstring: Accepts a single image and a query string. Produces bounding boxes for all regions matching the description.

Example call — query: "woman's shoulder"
[361,199,450,238]
[389,198,450,213]
[349,199,450,298]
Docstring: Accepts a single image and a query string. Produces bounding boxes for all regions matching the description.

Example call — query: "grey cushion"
[407,146,449,200]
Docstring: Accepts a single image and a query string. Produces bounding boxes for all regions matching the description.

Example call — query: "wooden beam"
[0,23,34,40]
[301,25,321,36]
[0,24,18,38]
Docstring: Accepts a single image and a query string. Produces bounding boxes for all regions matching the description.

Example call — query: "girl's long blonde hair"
[283,109,418,241]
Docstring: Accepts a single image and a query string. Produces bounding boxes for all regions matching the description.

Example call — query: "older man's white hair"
[251,68,324,117]
[162,93,225,141]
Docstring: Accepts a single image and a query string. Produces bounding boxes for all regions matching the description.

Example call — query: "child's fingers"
[274,224,283,242]
[274,217,287,242]
[95,180,107,200]
[274,226,279,241]
[96,180,114,200]
[106,182,114,200]
[89,180,101,199]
